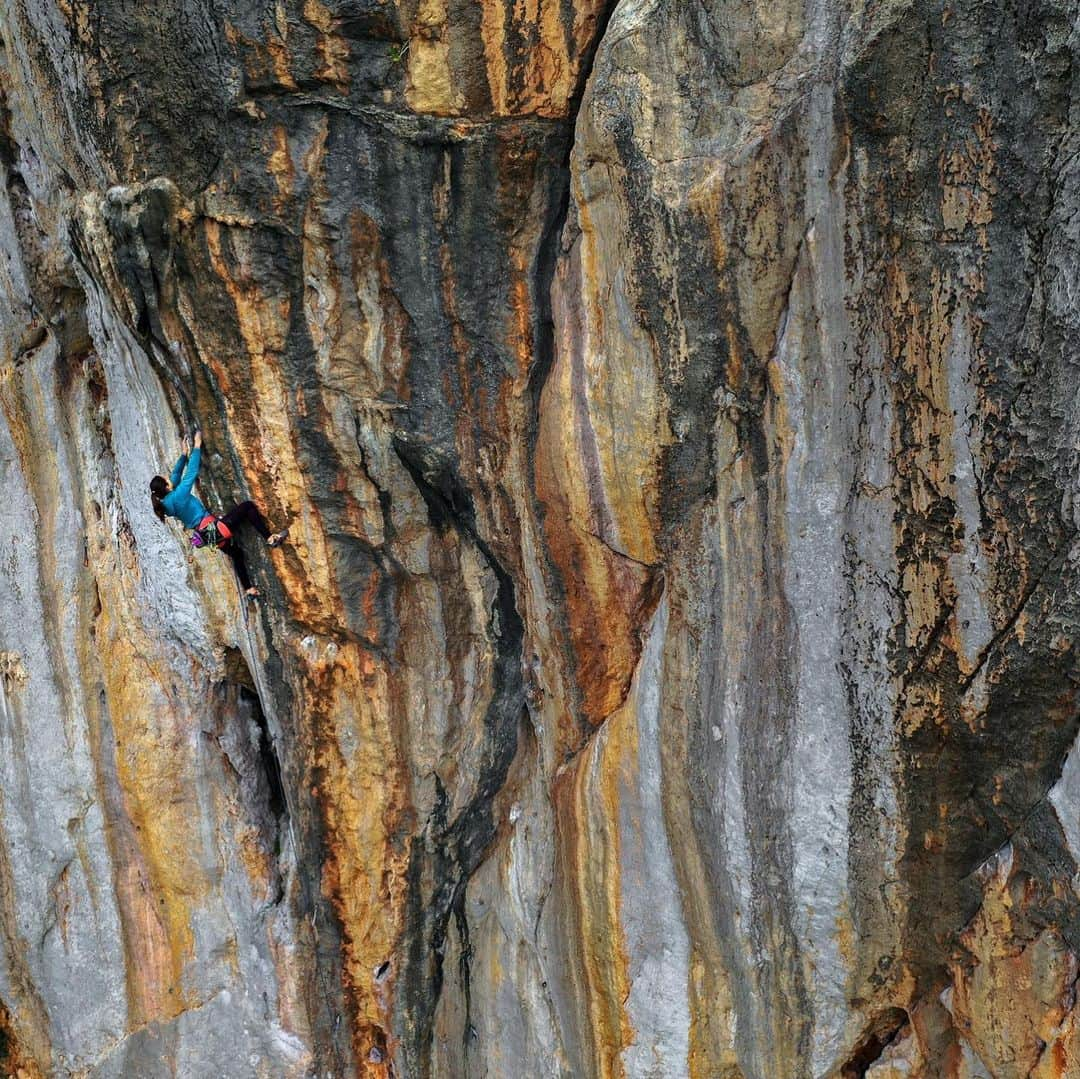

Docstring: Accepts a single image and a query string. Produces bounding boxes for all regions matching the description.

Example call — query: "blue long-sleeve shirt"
[161,448,210,528]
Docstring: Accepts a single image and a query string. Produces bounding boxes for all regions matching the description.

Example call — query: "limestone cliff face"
[1,1,1080,1076]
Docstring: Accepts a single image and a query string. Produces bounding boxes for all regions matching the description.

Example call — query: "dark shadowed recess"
[391,433,527,1074]
[839,1007,908,1078]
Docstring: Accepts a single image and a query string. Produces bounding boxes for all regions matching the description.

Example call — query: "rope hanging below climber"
[149,430,288,599]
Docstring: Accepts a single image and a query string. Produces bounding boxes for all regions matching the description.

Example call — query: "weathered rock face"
[2,0,1080,1075]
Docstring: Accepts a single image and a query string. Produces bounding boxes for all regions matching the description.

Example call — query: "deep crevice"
[524,0,620,452]
[520,0,623,752]
[840,1008,909,1077]
[221,647,290,853]
[242,685,288,827]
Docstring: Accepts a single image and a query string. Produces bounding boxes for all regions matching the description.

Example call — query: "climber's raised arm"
[169,439,188,487]
[174,432,202,499]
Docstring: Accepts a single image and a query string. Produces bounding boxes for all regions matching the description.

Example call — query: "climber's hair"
[149,475,169,522]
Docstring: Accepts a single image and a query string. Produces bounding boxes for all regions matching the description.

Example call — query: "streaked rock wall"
[2,0,1080,1076]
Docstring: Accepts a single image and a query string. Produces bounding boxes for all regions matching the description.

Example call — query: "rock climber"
[149,430,287,599]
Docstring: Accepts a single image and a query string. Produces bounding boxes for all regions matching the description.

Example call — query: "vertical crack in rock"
[526,0,620,438]
[384,7,620,1066]
[391,433,525,1074]
[221,708,285,910]
[220,647,290,858]
[247,684,290,835]
[526,0,644,757]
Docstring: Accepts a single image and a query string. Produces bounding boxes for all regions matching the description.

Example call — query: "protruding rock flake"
[2,0,1080,1076]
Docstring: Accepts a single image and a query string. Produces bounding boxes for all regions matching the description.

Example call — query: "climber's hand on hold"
[181,435,191,456]
[194,430,203,449]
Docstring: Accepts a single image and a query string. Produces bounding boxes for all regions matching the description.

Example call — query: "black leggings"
[220,500,270,591]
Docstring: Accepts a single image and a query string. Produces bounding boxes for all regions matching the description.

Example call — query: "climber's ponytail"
[149,476,168,522]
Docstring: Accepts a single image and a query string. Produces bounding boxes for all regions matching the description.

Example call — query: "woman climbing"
[149,430,287,599]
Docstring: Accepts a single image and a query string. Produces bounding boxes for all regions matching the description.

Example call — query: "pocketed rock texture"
[1,0,1080,1076]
